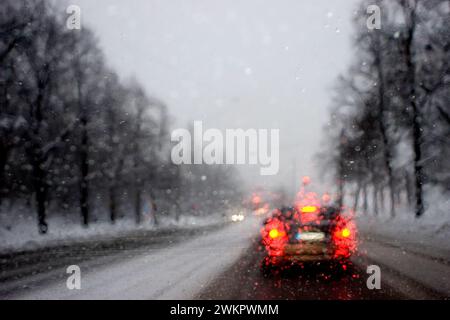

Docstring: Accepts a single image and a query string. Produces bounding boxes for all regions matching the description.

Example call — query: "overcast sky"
[68,0,361,194]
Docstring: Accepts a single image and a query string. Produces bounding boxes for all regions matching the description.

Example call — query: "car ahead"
[260,205,357,275]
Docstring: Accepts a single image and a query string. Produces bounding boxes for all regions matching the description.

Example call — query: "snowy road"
[0,218,260,300]
[1,216,449,300]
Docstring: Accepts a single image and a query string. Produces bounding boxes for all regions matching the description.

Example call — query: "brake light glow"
[261,216,289,256]
[332,218,357,258]
[341,228,350,238]
[269,228,280,239]
[301,205,317,213]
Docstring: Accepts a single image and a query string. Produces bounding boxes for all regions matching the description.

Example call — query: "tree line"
[0,0,241,233]
[319,0,449,217]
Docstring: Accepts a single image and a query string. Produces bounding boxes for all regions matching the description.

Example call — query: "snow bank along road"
[355,235,450,299]
[1,216,449,299]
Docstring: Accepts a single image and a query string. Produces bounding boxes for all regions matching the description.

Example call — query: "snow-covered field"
[358,214,450,256]
[356,186,450,256]
[352,188,450,298]
[0,204,233,253]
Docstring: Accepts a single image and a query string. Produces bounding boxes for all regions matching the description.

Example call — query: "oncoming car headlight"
[231,213,245,222]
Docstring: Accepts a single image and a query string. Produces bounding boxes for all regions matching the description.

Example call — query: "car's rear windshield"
[274,206,340,221]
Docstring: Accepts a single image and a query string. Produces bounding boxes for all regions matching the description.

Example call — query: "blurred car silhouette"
[260,205,357,276]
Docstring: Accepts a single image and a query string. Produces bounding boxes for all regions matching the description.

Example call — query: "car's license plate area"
[296,231,325,241]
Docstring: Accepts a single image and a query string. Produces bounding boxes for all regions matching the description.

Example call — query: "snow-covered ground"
[357,214,450,256]
[356,186,450,256]
[0,204,235,253]
[351,187,450,298]
[356,238,450,298]
[6,216,262,300]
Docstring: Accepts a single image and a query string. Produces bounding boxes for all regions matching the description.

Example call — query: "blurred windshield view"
[0,0,449,300]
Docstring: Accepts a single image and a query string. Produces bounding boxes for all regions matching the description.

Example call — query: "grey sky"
[69,0,361,193]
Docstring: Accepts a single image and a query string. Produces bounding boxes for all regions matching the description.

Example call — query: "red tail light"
[269,228,280,239]
[341,228,351,238]
[332,219,357,258]
[334,227,351,239]
[261,218,288,256]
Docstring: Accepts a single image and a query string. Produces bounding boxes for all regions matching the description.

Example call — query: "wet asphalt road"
[196,238,402,300]
[197,232,449,300]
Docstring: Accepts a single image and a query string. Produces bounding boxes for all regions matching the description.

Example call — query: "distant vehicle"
[260,205,357,275]
[231,213,245,222]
